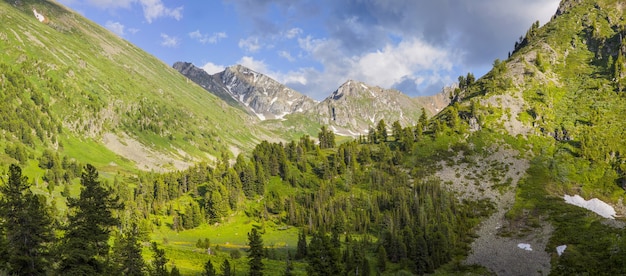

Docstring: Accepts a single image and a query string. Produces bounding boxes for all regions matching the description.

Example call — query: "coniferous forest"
[0,119,495,275]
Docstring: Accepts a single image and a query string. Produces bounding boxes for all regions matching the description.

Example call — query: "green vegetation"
[1,0,626,275]
[0,0,270,174]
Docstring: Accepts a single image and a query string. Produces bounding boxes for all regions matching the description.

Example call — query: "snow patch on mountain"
[564,194,616,219]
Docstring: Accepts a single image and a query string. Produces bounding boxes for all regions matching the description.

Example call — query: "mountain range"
[173,62,450,136]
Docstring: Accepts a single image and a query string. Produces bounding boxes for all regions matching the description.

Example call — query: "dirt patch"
[437,147,552,275]
[481,93,532,137]
[102,132,192,172]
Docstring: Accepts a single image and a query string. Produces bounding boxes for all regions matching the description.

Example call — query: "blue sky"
[56,0,561,100]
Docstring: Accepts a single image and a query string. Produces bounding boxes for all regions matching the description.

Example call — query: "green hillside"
[0,0,267,174]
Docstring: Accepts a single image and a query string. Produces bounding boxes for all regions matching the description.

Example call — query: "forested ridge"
[0,118,493,275]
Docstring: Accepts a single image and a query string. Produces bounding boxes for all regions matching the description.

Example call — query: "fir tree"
[284,252,294,276]
[295,231,307,260]
[221,259,232,276]
[170,265,181,276]
[58,164,122,275]
[113,224,146,276]
[0,164,55,275]
[377,245,387,273]
[247,227,264,276]
[202,259,216,276]
[150,242,169,276]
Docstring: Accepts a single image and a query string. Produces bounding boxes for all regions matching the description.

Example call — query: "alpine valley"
[0,0,625,275]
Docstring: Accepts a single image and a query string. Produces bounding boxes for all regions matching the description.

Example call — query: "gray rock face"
[216,65,317,120]
[175,62,450,136]
[174,63,316,120]
[172,62,238,107]
[307,80,441,136]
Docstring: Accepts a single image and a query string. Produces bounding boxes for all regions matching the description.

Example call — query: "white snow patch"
[360,83,368,89]
[517,243,532,251]
[556,245,567,256]
[564,194,616,219]
[275,112,289,120]
[253,111,266,121]
[286,100,294,106]
[33,9,45,22]
[270,97,278,105]
[296,108,303,112]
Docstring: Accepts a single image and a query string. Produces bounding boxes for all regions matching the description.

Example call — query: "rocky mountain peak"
[174,63,317,121]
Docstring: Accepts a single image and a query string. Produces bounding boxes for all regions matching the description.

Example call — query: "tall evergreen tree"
[0,164,54,275]
[58,164,122,275]
[247,227,264,276]
[283,252,294,276]
[203,259,216,276]
[112,224,147,276]
[150,242,169,276]
[295,231,307,260]
[376,120,388,143]
[221,259,232,276]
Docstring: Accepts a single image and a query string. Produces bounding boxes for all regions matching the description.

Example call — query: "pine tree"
[150,242,168,276]
[203,259,216,276]
[377,245,387,273]
[295,231,307,260]
[170,265,181,276]
[221,259,232,276]
[112,224,146,276]
[376,120,388,143]
[284,252,294,276]
[58,164,122,275]
[247,228,264,276]
[418,107,428,127]
[0,164,55,275]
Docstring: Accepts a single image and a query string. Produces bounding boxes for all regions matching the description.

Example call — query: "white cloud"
[292,35,458,99]
[284,28,302,39]
[238,56,268,73]
[355,39,454,88]
[201,62,225,74]
[87,0,133,9]
[238,36,262,52]
[105,21,125,36]
[237,56,307,86]
[278,51,295,62]
[160,33,179,48]
[139,0,183,23]
[128,28,140,34]
[189,30,227,44]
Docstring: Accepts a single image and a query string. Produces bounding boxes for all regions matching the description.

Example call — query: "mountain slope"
[0,0,268,172]
[305,80,431,135]
[174,63,317,120]
[425,0,626,274]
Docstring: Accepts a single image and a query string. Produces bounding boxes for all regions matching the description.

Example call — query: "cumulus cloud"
[139,0,183,23]
[237,56,308,87]
[75,0,183,23]
[86,0,133,9]
[278,51,295,62]
[225,0,560,97]
[160,33,179,48]
[105,21,125,36]
[189,30,227,44]
[284,28,302,39]
[238,36,262,52]
[202,62,225,74]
